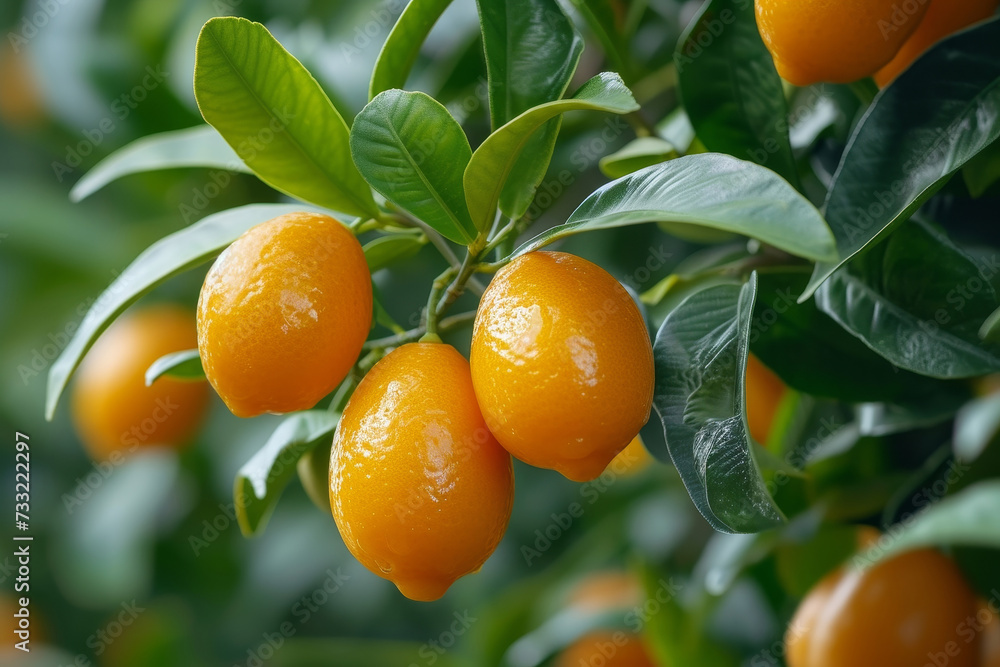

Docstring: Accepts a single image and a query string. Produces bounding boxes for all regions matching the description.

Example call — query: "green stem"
[434,247,480,318]
[423,266,456,337]
[362,311,476,352]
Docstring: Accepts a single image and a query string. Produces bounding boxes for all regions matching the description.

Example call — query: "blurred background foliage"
[1,0,999,665]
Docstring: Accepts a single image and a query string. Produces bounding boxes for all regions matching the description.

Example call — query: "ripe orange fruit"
[71,306,209,461]
[983,602,1000,667]
[874,0,999,86]
[567,570,644,611]
[755,0,930,86]
[330,343,514,601]
[557,631,656,667]
[786,549,980,667]
[470,251,654,482]
[197,212,372,417]
[745,354,786,445]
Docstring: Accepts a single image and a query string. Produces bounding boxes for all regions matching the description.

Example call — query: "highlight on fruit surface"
[329,343,514,601]
[470,251,654,482]
[197,211,372,418]
[71,305,209,461]
[754,0,931,86]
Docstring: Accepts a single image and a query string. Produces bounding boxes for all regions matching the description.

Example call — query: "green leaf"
[981,304,1000,343]
[194,17,377,218]
[235,410,339,536]
[963,139,1000,198]
[752,271,944,402]
[571,0,631,78]
[954,393,1000,463]
[464,72,639,233]
[852,480,1000,569]
[652,274,786,534]
[675,0,797,184]
[516,154,836,262]
[44,203,313,421]
[272,639,462,667]
[803,19,1000,299]
[363,233,426,273]
[144,350,205,386]
[351,90,476,245]
[816,219,1000,378]
[70,125,250,202]
[369,0,454,99]
[599,136,678,178]
[477,0,583,219]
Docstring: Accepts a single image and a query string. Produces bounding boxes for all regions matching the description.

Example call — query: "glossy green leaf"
[752,271,943,402]
[852,481,1000,569]
[981,304,1000,342]
[363,233,426,273]
[144,349,205,386]
[803,19,1000,299]
[652,274,786,534]
[675,0,797,183]
[816,219,1000,378]
[351,90,476,244]
[194,17,377,217]
[963,139,1000,198]
[369,0,454,99]
[516,154,836,262]
[464,72,638,233]
[235,410,339,536]
[477,0,583,219]
[44,203,313,421]
[954,393,1000,463]
[70,125,249,202]
[599,136,678,178]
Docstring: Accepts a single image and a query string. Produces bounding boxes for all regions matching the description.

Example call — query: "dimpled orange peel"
[470,251,654,482]
[197,212,372,418]
[71,305,209,461]
[755,0,931,86]
[329,343,514,602]
[786,548,980,667]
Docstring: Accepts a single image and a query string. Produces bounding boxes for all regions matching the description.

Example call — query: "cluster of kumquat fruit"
[755,0,999,86]
[69,210,790,603]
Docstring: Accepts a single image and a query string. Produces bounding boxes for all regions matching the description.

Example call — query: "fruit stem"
[361,311,476,352]
[424,266,457,337]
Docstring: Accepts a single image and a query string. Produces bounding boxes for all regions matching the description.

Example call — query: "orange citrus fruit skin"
[786,549,980,667]
[329,343,514,602]
[755,0,931,86]
[197,212,372,418]
[875,0,999,86]
[470,251,654,483]
[983,602,1000,667]
[557,631,657,667]
[746,354,786,445]
[71,305,209,461]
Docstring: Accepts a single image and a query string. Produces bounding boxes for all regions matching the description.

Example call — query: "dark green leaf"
[369,0,454,99]
[753,270,946,402]
[981,304,1000,343]
[816,219,1000,377]
[235,411,339,536]
[652,273,786,533]
[963,139,1000,197]
[70,125,249,202]
[45,203,313,420]
[363,233,426,273]
[194,17,377,217]
[803,19,1000,299]
[852,481,1000,568]
[464,72,638,233]
[516,154,835,262]
[144,350,205,386]
[477,0,583,219]
[599,136,678,178]
[675,0,797,183]
[351,90,476,244]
